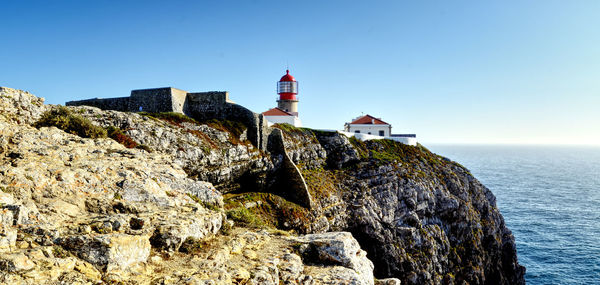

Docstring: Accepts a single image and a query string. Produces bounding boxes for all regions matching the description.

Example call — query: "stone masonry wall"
[66,88,271,151]
[129,87,183,113]
[66,97,130,112]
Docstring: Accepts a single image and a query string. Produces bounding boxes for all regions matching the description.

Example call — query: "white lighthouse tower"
[262,69,302,127]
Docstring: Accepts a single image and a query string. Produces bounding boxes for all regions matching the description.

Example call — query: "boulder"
[149,209,223,251]
[58,234,150,272]
[295,232,374,285]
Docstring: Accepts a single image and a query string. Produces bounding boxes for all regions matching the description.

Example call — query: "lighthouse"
[262,69,302,127]
[277,69,299,116]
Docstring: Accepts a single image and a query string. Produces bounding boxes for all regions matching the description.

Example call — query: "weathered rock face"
[0,86,524,284]
[294,232,375,285]
[279,130,526,284]
[0,87,226,282]
[75,106,273,193]
[226,125,525,284]
[58,234,151,271]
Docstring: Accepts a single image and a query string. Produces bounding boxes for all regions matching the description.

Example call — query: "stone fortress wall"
[66,87,270,150]
[66,87,312,208]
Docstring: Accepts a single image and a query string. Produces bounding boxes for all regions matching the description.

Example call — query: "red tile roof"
[262,107,293,116]
[349,114,390,125]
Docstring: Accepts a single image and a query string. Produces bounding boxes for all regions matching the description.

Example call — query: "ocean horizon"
[428,144,600,284]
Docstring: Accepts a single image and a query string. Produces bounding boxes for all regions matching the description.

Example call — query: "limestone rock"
[150,209,223,251]
[296,232,375,285]
[375,278,402,285]
[278,253,304,283]
[74,260,102,280]
[0,87,47,125]
[0,228,16,253]
[0,253,35,272]
[58,234,150,272]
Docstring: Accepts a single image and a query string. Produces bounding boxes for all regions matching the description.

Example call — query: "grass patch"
[348,137,442,167]
[139,112,197,126]
[186,129,217,149]
[202,119,248,145]
[106,126,138,148]
[226,207,265,228]
[348,136,369,160]
[273,123,320,144]
[300,166,341,200]
[139,112,246,147]
[34,106,107,138]
[224,192,310,232]
[273,123,301,133]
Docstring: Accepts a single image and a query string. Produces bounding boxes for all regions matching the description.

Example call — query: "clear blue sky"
[2,0,599,145]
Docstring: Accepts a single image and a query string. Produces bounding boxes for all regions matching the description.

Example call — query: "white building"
[343,114,417,146]
[344,114,392,136]
[262,107,302,127]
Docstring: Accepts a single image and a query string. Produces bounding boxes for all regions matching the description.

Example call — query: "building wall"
[170,88,188,113]
[184,91,230,119]
[346,124,391,137]
[264,115,302,127]
[129,87,177,113]
[337,131,418,146]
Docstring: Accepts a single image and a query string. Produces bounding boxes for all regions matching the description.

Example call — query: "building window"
[355,130,360,133]
[379,130,385,136]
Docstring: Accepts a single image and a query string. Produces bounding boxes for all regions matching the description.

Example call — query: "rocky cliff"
[0,86,524,284]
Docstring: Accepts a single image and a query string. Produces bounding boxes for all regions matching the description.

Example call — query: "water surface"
[428,145,600,284]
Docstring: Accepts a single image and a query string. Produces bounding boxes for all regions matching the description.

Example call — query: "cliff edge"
[0,87,524,284]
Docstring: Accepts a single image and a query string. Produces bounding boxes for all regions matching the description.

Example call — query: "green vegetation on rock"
[226,206,265,228]
[139,112,198,126]
[34,106,107,138]
[224,192,310,231]
[106,126,138,148]
[202,119,247,144]
[140,112,248,146]
[300,166,341,200]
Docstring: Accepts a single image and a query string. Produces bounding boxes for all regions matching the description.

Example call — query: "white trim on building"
[338,131,418,146]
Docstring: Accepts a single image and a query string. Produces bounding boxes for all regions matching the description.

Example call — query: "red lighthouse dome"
[277,69,298,100]
[280,69,296,82]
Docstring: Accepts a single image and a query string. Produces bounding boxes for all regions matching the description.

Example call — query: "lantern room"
[277,70,298,100]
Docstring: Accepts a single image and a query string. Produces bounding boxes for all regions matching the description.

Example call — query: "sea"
[428,145,600,285]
